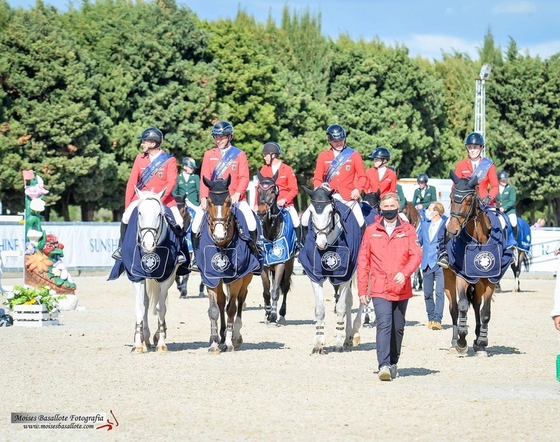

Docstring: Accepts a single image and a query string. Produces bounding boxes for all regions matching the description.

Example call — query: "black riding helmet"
[498,171,509,181]
[464,132,485,146]
[369,146,391,160]
[182,157,197,169]
[326,124,346,142]
[262,142,282,156]
[138,127,163,145]
[211,121,234,138]
[417,173,429,183]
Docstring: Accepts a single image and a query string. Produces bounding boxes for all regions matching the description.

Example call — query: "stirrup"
[177,253,187,265]
[437,255,449,269]
[112,247,122,260]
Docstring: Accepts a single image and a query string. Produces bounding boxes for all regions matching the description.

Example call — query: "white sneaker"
[378,366,392,381]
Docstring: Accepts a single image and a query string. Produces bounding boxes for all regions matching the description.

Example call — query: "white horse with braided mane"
[130,189,179,353]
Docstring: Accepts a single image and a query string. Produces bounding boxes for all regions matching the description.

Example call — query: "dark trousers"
[423,266,445,322]
[372,297,408,369]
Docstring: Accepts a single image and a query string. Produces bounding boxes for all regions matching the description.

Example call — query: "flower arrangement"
[3,285,66,313]
[23,172,77,294]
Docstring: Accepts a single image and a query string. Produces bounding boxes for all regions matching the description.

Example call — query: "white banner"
[1,222,560,273]
[0,222,120,270]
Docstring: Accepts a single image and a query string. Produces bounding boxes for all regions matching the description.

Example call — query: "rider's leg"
[436,218,452,269]
[509,212,518,239]
[237,201,260,253]
[287,206,302,247]
[112,202,137,260]
[170,206,187,264]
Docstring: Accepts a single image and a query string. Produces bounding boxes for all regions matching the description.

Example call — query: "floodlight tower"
[474,63,492,157]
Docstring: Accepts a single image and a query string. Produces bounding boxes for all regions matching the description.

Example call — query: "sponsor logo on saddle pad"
[474,251,495,272]
[272,243,285,257]
[211,253,231,272]
[141,253,161,272]
[321,251,342,271]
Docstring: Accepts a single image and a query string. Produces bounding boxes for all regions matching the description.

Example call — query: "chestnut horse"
[444,171,513,355]
[256,170,294,325]
[198,176,258,352]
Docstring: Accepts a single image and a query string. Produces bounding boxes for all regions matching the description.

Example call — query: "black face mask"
[381,209,399,221]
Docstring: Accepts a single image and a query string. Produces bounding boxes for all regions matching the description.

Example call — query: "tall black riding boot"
[249,229,260,256]
[111,222,127,260]
[190,232,200,271]
[295,225,303,250]
[436,230,453,269]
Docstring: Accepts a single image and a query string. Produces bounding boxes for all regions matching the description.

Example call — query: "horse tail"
[522,250,532,272]
[280,258,294,295]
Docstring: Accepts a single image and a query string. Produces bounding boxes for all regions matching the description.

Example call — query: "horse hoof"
[208,345,220,354]
[158,345,168,352]
[475,350,488,357]
[353,334,361,347]
[179,294,187,299]
[277,316,286,325]
[311,347,325,355]
[455,344,468,355]
[135,346,144,353]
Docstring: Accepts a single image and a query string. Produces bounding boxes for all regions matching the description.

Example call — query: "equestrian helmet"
[326,124,346,142]
[138,127,163,145]
[369,146,391,160]
[182,157,197,169]
[417,173,429,183]
[262,142,282,156]
[464,132,485,146]
[498,170,509,181]
[211,121,234,137]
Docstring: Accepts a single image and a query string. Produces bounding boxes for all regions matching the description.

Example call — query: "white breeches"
[301,194,364,227]
[122,200,183,228]
[508,213,517,227]
[285,205,300,227]
[192,200,256,234]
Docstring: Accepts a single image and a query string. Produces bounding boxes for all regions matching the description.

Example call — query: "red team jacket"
[365,167,397,196]
[125,152,178,209]
[257,162,298,207]
[313,149,368,200]
[357,220,422,302]
[200,147,250,201]
[454,158,499,203]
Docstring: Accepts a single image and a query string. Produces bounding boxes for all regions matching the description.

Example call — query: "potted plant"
[3,285,66,327]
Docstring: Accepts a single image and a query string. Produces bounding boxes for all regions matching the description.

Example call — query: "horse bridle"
[449,188,478,229]
[206,189,234,241]
[310,199,337,238]
[138,197,164,246]
[257,183,281,222]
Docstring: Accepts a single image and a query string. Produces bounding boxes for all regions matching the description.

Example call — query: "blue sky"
[7,0,560,60]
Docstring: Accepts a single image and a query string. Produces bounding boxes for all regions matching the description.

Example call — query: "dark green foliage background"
[0,2,558,222]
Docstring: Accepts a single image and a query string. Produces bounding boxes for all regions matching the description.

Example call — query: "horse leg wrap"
[336,321,345,331]
[134,322,144,341]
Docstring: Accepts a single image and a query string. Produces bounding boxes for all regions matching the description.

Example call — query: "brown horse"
[256,170,294,325]
[200,176,255,353]
[444,170,511,355]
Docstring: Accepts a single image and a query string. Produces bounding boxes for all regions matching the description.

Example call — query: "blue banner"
[136,152,172,190]
[211,147,242,181]
[324,147,354,183]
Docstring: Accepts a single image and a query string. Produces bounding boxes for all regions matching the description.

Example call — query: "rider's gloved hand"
[481,196,491,206]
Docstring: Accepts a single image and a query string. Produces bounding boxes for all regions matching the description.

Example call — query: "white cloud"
[402,34,479,60]
[492,1,535,14]
[521,41,560,59]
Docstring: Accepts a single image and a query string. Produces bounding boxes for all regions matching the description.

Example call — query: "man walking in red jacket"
[358,192,422,381]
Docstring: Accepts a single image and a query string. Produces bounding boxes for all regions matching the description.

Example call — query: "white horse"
[299,185,362,354]
[131,189,179,353]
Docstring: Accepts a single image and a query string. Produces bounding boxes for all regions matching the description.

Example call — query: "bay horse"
[108,189,184,353]
[198,176,260,352]
[299,185,362,354]
[175,199,205,299]
[256,170,294,325]
[444,170,513,355]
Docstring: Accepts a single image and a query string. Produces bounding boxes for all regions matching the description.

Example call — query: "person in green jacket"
[412,174,437,220]
[496,170,517,236]
[396,183,407,211]
[172,157,200,207]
